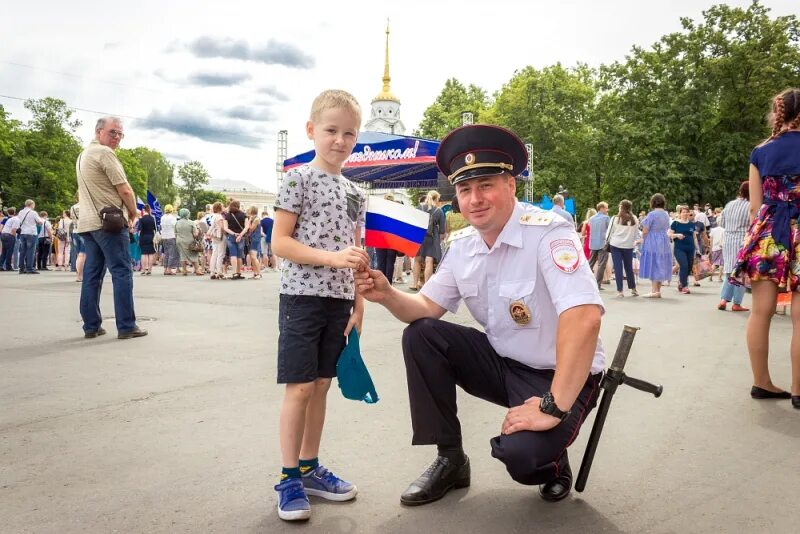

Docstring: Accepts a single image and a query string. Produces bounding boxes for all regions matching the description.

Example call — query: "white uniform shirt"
[421,202,606,374]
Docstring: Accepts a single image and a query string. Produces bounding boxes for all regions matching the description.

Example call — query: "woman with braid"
[731,88,800,409]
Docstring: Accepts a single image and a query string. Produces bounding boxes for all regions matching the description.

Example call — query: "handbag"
[188,235,204,252]
[55,222,68,241]
[77,154,127,234]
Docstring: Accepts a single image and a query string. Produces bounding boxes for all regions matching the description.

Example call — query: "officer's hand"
[331,246,370,270]
[355,267,390,302]
[501,397,561,434]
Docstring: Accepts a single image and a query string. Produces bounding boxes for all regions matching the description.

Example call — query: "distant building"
[209,179,276,214]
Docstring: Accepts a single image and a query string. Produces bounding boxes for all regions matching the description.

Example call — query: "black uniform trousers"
[402,318,601,486]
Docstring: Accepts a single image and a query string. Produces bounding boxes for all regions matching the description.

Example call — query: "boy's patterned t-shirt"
[274,164,367,299]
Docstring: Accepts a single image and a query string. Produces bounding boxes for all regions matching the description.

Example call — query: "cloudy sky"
[2,0,796,193]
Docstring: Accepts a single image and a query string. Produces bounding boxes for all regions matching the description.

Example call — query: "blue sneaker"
[274,478,311,521]
[301,465,357,501]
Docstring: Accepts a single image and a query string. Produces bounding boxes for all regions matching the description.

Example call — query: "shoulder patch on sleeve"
[549,238,581,273]
[447,225,476,244]
[520,212,555,226]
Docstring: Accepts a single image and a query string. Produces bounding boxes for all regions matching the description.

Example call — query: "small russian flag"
[365,197,430,258]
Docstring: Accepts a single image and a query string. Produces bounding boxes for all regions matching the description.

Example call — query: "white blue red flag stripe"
[365,197,429,258]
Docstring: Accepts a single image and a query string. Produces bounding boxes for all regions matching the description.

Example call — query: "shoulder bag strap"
[76,153,102,220]
[232,213,244,232]
[605,216,616,243]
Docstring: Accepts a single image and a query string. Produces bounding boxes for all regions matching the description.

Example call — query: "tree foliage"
[129,147,176,205]
[0,98,82,215]
[417,1,800,215]
[116,148,148,202]
[415,78,490,139]
[176,160,211,215]
[194,189,228,213]
[0,100,202,220]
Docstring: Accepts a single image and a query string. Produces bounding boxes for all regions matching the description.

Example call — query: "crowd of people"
[0,198,280,281]
[575,192,752,310]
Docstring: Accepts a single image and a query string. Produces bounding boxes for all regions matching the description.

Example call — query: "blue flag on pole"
[136,196,146,212]
[147,190,163,226]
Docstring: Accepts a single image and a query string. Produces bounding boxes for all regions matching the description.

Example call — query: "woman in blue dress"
[638,193,673,298]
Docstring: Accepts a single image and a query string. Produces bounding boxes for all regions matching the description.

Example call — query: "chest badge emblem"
[509,300,532,325]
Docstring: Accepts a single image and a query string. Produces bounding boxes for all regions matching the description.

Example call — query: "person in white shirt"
[16,199,44,274]
[159,204,179,275]
[355,124,604,505]
[0,207,20,271]
[55,210,72,271]
[693,205,710,229]
[607,199,641,297]
[709,224,725,282]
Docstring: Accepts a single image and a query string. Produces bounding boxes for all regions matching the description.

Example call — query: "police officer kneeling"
[355,124,606,504]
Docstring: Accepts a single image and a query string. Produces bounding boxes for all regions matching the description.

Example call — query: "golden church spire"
[374,19,399,103]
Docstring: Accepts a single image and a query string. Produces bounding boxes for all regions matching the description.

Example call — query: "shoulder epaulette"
[446,225,476,244]
[519,212,555,226]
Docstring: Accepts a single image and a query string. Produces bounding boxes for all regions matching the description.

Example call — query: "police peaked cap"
[436,124,528,185]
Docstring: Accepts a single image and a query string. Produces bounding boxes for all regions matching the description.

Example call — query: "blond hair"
[424,190,440,210]
[310,89,362,125]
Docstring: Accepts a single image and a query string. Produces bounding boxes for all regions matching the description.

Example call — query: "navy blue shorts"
[277,294,353,383]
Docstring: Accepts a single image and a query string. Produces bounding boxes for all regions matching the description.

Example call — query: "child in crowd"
[271,89,369,521]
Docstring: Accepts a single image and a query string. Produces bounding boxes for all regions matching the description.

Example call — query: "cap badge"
[465,153,475,165]
[509,300,532,326]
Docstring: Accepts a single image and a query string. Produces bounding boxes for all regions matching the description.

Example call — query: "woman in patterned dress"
[730,88,800,408]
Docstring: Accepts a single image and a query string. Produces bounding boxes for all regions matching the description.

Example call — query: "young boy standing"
[271,90,370,521]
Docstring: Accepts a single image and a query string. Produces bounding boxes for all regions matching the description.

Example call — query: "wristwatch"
[539,391,571,422]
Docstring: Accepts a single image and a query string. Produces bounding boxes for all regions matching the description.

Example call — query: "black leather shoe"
[84,327,106,339]
[400,455,470,506]
[792,396,800,409]
[751,386,791,399]
[118,327,148,339]
[539,456,572,502]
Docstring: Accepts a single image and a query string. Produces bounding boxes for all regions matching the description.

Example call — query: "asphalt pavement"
[0,269,797,533]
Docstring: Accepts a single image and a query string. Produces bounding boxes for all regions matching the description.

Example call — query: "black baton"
[575,324,662,492]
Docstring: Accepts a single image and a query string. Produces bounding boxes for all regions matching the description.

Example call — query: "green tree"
[3,98,83,215]
[599,1,800,208]
[0,105,22,209]
[194,189,228,214]
[484,64,600,212]
[415,79,490,139]
[177,160,210,215]
[116,148,147,202]
[129,147,176,204]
